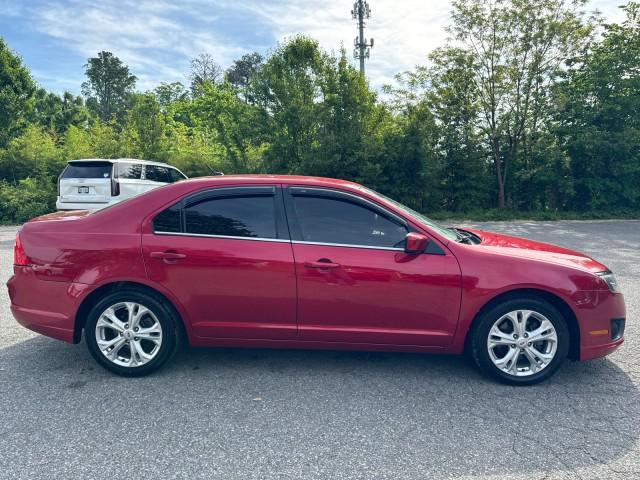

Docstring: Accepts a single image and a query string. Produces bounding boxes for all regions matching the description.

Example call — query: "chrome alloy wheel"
[95,302,163,368]
[486,309,558,377]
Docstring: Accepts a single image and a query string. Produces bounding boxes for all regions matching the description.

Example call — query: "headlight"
[597,271,621,293]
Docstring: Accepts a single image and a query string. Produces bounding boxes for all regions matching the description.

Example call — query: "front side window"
[168,168,186,183]
[291,195,407,248]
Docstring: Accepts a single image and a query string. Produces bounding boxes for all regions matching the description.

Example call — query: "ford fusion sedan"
[7,176,625,384]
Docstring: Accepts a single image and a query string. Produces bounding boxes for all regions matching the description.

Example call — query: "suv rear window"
[62,161,112,179]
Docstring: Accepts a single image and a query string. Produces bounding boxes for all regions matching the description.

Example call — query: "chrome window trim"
[153,231,289,243]
[292,240,404,252]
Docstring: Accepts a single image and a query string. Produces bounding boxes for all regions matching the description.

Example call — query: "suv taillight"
[14,233,30,266]
[111,178,120,196]
[57,172,62,196]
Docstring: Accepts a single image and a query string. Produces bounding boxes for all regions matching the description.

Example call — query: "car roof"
[67,158,180,168]
[172,174,365,190]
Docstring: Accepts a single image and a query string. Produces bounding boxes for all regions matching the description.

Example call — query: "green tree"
[123,93,167,160]
[193,82,264,172]
[449,0,592,208]
[251,36,330,173]
[154,82,189,109]
[0,38,36,148]
[82,51,137,123]
[32,89,89,135]
[226,52,264,100]
[558,2,640,211]
[427,48,490,211]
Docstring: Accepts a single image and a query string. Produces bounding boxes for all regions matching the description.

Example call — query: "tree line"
[0,0,638,223]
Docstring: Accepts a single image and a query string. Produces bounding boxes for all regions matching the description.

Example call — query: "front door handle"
[304,260,340,269]
[150,251,187,262]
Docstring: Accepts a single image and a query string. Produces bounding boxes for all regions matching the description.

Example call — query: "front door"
[284,187,461,347]
[142,186,297,340]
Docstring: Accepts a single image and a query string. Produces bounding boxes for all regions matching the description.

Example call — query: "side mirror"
[404,232,429,254]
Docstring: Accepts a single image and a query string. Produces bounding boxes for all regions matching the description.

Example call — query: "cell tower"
[351,0,373,75]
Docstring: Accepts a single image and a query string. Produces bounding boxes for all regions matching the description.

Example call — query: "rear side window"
[117,163,143,179]
[145,165,171,183]
[185,196,277,238]
[291,195,407,248]
[62,161,112,179]
[153,204,181,233]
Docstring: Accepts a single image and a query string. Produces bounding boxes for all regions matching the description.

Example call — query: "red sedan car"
[7,175,625,384]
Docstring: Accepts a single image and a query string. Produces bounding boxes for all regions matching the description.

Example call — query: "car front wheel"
[84,289,180,376]
[471,298,570,385]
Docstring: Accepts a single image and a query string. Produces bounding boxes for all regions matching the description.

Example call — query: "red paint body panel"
[141,233,297,340]
[292,243,460,346]
[6,175,626,365]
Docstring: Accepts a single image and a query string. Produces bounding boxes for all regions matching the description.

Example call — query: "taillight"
[57,172,62,196]
[111,178,120,196]
[14,233,30,266]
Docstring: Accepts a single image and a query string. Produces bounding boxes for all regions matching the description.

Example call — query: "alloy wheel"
[486,309,558,377]
[94,302,163,368]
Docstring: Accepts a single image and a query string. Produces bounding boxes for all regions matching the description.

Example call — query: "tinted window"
[117,163,143,179]
[62,161,112,179]
[153,204,181,233]
[145,165,170,183]
[185,195,277,238]
[168,168,186,182]
[292,196,407,248]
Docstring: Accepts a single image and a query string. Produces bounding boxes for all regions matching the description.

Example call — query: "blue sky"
[0,0,627,94]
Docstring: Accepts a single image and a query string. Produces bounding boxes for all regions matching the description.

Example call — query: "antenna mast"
[351,0,373,75]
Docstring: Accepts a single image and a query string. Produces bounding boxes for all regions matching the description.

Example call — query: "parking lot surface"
[0,220,638,480]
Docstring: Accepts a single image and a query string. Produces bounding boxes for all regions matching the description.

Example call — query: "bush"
[0,178,56,224]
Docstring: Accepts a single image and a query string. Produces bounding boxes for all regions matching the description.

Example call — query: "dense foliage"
[0,0,638,224]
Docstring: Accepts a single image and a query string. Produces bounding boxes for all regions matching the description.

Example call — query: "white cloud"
[18,0,630,93]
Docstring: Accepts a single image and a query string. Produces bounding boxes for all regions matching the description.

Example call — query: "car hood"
[463,228,608,273]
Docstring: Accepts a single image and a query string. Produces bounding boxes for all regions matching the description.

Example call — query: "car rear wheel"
[85,289,180,376]
[471,297,570,385]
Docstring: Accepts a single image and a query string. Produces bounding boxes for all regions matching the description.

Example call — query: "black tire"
[84,288,180,376]
[470,297,570,386]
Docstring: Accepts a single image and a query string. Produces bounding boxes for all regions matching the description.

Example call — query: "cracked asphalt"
[0,220,638,480]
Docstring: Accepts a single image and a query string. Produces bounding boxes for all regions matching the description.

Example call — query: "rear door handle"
[150,251,187,262]
[304,260,340,269]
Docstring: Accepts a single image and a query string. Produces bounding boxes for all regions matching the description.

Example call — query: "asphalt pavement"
[0,220,638,480]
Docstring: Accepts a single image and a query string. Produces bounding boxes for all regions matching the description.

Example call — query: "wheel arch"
[73,281,189,344]
[464,288,580,360]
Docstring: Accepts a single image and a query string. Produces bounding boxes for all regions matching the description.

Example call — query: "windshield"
[361,187,459,242]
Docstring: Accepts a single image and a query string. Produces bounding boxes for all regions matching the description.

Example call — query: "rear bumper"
[55,198,118,211]
[7,267,90,343]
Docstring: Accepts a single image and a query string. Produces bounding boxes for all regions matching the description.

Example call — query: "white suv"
[56,158,187,211]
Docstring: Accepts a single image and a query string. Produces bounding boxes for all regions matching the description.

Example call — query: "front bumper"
[575,290,626,361]
[7,267,90,343]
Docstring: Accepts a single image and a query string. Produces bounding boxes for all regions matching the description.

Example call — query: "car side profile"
[8,175,625,384]
[56,158,187,211]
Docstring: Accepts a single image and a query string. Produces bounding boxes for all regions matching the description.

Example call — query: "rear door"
[142,185,297,340]
[58,161,113,205]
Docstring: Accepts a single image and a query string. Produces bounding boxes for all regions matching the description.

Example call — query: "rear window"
[62,161,112,179]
